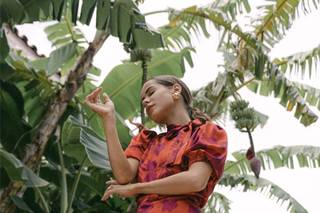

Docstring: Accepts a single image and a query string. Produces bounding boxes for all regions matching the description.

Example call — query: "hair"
[147,75,210,121]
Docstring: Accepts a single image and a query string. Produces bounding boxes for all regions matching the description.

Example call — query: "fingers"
[85,87,102,104]
[101,188,113,201]
[102,184,119,201]
[105,179,118,185]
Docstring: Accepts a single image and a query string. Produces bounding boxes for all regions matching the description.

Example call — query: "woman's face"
[140,80,177,124]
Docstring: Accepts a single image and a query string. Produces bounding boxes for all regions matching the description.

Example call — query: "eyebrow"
[141,86,153,100]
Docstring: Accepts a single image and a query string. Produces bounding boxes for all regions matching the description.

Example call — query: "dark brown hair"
[147,75,210,121]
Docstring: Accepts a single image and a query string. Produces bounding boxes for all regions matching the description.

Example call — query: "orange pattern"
[124,119,228,213]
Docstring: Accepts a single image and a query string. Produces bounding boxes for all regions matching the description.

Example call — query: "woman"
[85,75,228,212]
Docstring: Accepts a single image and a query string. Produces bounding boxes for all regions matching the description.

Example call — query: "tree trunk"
[0,31,109,213]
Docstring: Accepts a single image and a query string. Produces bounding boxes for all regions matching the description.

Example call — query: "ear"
[172,83,182,94]
[171,83,182,101]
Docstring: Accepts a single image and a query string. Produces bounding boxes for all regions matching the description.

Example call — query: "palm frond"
[204,192,231,213]
[0,0,163,49]
[247,63,319,126]
[159,7,210,49]
[44,20,87,48]
[218,37,319,126]
[160,3,258,50]
[224,145,320,175]
[273,44,320,79]
[290,80,320,109]
[208,0,251,20]
[192,72,229,119]
[191,71,269,127]
[253,0,320,50]
[219,174,308,213]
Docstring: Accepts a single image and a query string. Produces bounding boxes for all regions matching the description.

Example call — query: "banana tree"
[156,0,320,126]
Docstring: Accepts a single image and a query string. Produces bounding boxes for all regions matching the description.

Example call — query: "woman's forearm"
[102,116,133,184]
[135,170,206,195]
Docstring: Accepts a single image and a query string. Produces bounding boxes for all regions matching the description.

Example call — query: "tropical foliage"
[0,0,319,212]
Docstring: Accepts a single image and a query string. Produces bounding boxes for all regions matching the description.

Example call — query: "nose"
[142,97,150,107]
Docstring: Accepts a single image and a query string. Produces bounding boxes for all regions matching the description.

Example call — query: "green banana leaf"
[46,42,77,75]
[0,149,48,187]
[0,0,163,49]
[224,145,320,175]
[219,174,308,213]
[0,31,9,62]
[65,116,111,170]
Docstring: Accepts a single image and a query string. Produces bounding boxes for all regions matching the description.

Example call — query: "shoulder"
[125,128,157,159]
[131,128,157,145]
[197,120,227,136]
[192,120,228,146]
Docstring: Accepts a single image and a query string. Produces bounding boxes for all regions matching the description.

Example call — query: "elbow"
[115,172,135,185]
[117,178,130,185]
[116,175,133,185]
[194,181,207,192]
[189,174,208,192]
[113,159,137,184]
[197,180,208,191]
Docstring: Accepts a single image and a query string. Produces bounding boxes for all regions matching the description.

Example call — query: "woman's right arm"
[85,88,139,184]
[103,116,139,184]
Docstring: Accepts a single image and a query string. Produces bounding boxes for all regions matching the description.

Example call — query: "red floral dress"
[124,119,228,213]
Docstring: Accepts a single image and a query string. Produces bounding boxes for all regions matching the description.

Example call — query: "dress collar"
[165,118,204,139]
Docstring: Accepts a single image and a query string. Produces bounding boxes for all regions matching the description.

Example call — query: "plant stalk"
[56,126,68,213]
[34,187,50,213]
[140,60,148,124]
[66,156,87,213]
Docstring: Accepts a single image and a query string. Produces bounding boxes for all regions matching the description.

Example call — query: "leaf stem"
[224,156,247,172]
[56,126,68,213]
[34,187,50,213]
[66,156,87,213]
[140,60,148,124]
[143,9,171,16]
[246,127,255,153]
[234,77,256,92]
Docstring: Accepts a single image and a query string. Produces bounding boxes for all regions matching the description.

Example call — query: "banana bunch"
[230,99,258,132]
[230,99,261,178]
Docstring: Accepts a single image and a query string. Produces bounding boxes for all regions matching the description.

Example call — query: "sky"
[16,0,320,212]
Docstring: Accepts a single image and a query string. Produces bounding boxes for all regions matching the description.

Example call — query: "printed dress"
[124,119,228,213]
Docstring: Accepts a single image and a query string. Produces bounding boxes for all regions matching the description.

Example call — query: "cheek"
[153,95,173,111]
[150,96,174,119]
[161,94,175,109]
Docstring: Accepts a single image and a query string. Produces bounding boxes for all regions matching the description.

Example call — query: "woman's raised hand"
[85,87,115,119]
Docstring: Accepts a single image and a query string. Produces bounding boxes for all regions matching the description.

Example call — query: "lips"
[146,104,155,113]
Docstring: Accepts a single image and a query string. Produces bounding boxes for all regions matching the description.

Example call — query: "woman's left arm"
[101,161,212,201]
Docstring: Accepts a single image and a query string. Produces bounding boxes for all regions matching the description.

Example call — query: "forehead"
[140,80,162,96]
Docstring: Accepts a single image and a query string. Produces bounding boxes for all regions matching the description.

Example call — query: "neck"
[165,105,191,126]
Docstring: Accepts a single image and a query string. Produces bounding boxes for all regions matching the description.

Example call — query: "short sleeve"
[124,129,156,161]
[186,122,228,179]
